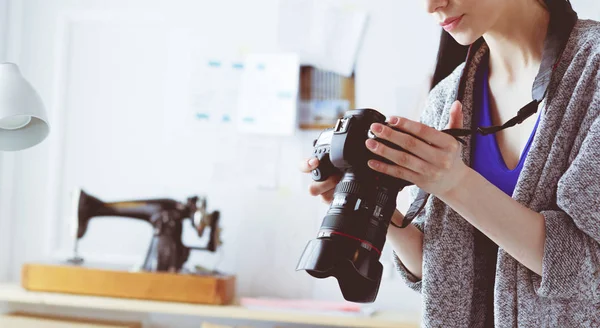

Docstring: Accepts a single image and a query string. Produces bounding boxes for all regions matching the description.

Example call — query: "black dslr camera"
[296,108,417,303]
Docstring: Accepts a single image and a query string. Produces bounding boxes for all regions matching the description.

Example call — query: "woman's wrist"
[438,164,474,202]
[387,209,423,239]
[386,208,424,279]
[388,209,408,233]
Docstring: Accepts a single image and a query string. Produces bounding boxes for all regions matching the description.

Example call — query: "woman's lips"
[440,15,464,32]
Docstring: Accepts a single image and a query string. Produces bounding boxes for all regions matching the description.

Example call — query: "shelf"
[0,284,420,328]
[299,123,335,130]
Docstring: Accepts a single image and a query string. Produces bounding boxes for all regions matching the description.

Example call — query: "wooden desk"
[0,312,141,328]
[0,284,420,328]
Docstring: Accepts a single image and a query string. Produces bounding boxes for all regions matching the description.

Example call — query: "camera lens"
[296,171,400,303]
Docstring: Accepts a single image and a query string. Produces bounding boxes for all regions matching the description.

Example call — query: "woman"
[300,0,600,327]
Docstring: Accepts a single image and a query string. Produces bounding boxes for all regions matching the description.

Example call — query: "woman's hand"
[299,157,341,204]
[365,101,470,198]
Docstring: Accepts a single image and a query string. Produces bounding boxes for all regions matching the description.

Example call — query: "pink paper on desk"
[240,297,362,313]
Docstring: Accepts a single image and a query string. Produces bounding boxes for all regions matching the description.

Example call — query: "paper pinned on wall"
[237,53,299,136]
[278,0,369,77]
[189,55,245,123]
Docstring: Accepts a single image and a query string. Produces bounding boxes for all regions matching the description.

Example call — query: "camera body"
[311,108,413,185]
[297,108,415,303]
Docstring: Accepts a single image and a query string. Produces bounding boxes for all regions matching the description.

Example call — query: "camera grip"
[311,153,336,182]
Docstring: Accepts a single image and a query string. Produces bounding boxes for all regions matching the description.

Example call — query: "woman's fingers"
[309,176,340,197]
[320,190,335,204]
[365,138,436,176]
[368,123,440,163]
[367,159,420,182]
[372,117,456,151]
[445,101,464,130]
[301,156,339,205]
[299,157,319,173]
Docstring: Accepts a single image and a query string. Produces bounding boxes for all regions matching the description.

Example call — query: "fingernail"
[366,139,377,150]
[371,124,383,134]
[308,158,318,166]
[389,117,399,125]
[368,160,380,169]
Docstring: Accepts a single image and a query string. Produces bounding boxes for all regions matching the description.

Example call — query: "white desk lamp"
[0,62,50,151]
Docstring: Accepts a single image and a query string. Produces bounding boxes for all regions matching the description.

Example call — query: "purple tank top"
[472,63,541,197]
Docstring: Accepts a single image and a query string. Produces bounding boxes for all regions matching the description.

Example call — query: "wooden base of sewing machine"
[21,263,236,305]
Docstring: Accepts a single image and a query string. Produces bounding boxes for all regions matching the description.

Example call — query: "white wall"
[574,0,600,20]
[0,0,11,283]
[0,0,6,61]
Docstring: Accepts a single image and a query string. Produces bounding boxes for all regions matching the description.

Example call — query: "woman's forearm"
[439,168,546,275]
[387,209,424,279]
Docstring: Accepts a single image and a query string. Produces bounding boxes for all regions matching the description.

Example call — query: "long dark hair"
[430,30,468,90]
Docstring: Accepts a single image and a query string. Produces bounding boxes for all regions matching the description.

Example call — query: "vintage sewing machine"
[68,188,222,273]
[20,189,235,305]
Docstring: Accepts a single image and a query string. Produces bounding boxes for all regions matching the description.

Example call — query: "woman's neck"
[484,1,550,84]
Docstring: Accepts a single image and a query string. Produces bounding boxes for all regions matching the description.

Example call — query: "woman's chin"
[449,32,481,46]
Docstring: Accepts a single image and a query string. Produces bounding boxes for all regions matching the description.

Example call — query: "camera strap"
[396,1,578,229]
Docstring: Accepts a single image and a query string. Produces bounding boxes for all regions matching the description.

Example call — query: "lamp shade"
[0,62,50,151]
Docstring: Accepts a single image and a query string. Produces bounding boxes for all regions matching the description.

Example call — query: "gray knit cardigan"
[394,19,600,327]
